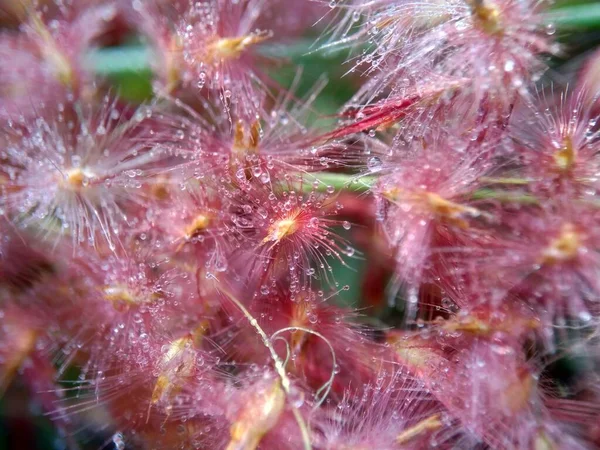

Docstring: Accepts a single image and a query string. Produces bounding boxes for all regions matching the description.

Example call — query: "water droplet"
[407,287,418,304]
[579,310,592,322]
[367,156,382,171]
[197,71,207,89]
[112,432,126,450]
[259,171,270,184]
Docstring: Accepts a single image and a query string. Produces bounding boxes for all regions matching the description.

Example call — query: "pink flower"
[61,329,225,441]
[163,76,335,184]
[373,132,492,312]
[327,0,557,119]
[2,1,600,447]
[439,341,584,449]
[508,90,600,198]
[132,0,274,120]
[314,370,464,449]
[0,4,119,120]
[223,176,354,293]
[0,99,178,251]
[145,183,231,274]
[391,310,586,449]
[445,202,600,338]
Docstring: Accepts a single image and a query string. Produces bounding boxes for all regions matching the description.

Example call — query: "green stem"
[85,45,153,74]
[86,39,354,80]
[471,188,539,205]
[307,172,376,193]
[85,45,154,102]
[546,4,600,29]
[298,173,540,205]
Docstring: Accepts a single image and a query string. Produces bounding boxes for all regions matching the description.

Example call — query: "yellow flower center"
[150,335,197,412]
[540,223,582,265]
[61,167,95,190]
[384,188,479,229]
[263,216,300,244]
[470,0,503,34]
[553,135,576,172]
[184,214,212,240]
[206,31,272,63]
[103,285,160,311]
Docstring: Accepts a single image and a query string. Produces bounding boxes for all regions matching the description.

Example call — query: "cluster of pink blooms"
[2,0,600,449]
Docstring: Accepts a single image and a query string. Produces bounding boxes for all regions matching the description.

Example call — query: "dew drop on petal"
[367,156,382,171]
[503,60,515,72]
[112,432,126,450]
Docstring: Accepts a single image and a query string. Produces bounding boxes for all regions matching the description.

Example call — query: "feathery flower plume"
[314,369,466,449]
[0,4,119,119]
[326,0,557,117]
[132,0,274,119]
[2,0,600,448]
[223,175,355,294]
[444,201,600,338]
[508,90,600,197]
[0,99,178,251]
[373,131,491,312]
